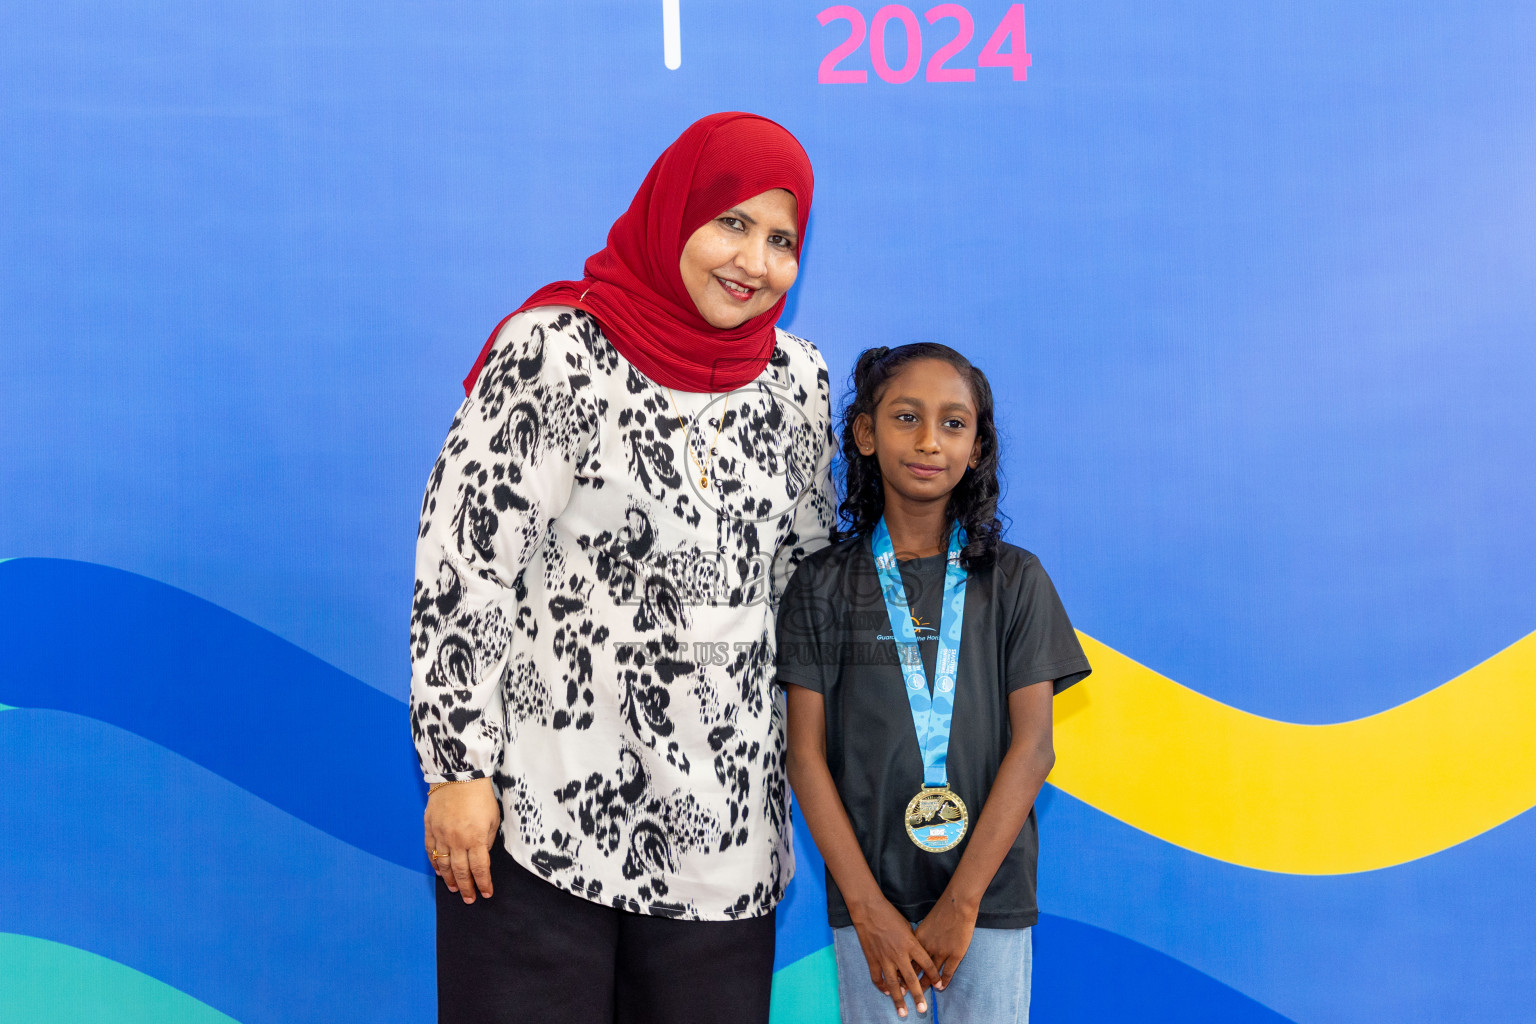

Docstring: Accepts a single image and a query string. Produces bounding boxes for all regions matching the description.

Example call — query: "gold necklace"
[665,388,730,490]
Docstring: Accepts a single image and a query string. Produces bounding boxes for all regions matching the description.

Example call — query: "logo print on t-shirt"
[877,613,940,643]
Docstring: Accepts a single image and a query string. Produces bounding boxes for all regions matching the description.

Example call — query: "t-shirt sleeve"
[774,556,835,694]
[1002,555,1093,695]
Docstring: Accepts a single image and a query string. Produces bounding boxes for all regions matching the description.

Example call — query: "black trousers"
[436,839,776,1024]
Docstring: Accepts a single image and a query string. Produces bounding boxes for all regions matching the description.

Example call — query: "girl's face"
[854,358,981,506]
[679,188,800,330]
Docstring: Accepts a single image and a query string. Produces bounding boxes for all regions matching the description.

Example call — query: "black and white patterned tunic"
[410,307,836,920]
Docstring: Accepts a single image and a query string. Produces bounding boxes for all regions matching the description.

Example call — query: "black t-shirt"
[776,535,1091,928]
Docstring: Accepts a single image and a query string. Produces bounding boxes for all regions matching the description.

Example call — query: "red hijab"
[463,112,814,396]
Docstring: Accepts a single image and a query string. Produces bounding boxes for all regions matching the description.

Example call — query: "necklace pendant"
[710,447,718,456]
[700,476,709,489]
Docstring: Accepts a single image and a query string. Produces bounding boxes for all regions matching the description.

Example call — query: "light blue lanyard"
[872,518,968,789]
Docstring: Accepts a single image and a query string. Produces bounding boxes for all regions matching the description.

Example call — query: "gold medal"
[904,785,968,853]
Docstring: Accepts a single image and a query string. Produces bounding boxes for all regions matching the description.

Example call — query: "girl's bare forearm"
[941,746,1052,910]
[941,684,1056,911]
[788,749,890,919]
[785,685,893,921]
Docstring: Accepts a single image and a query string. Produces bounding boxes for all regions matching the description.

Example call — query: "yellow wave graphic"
[1050,630,1536,874]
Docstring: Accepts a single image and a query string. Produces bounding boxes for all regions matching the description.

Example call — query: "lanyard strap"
[872,518,968,789]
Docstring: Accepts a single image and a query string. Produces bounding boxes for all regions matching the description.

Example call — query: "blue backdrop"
[3,1,1534,1021]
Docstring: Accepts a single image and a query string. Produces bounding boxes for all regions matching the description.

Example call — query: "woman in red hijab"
[410,113,836,1023]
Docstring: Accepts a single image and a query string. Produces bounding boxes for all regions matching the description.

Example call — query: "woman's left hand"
[915,893,978,991]
[424,777,501,903]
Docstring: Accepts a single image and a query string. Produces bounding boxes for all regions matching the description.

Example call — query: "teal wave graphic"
[0,934,240,1024]
[769,946,838,1024]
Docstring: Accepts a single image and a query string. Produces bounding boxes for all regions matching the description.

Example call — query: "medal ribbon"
[872,518,968,789]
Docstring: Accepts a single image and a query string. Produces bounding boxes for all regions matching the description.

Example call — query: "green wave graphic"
[0,934,240,1024]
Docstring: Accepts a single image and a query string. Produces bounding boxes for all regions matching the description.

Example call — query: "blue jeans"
[832,924,1032,1024]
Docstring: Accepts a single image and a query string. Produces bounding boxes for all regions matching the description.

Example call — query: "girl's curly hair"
[833,343,1004,570]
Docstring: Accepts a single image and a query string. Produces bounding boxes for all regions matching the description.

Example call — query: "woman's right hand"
[424,777,500,904]
[849,896,938,1019]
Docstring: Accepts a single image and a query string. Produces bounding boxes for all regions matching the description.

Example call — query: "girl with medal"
[779,344,1091,1023]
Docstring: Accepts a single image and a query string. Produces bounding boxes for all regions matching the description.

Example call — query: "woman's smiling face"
[679,188,800,329]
